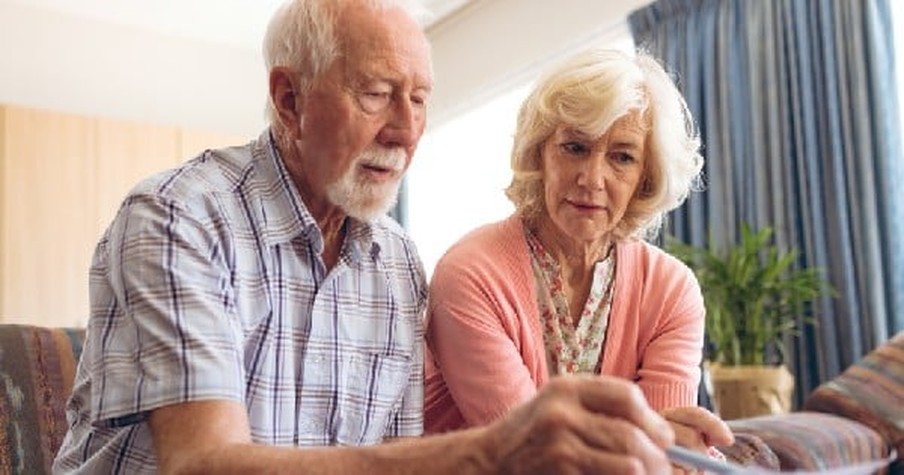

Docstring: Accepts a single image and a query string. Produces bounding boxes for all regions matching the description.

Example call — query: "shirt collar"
[255,129,379,261]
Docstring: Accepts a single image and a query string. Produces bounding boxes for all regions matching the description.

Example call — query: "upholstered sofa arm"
[803,332,904,460]
[0,324,86,475]
[720,412,889,471]
[719,332,904,472]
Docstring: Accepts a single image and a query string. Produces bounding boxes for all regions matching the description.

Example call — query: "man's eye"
[411,94,428,109]
[560,142,588,155]
[359,92,391,112]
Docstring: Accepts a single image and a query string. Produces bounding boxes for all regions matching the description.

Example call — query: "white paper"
[736,454,895,474]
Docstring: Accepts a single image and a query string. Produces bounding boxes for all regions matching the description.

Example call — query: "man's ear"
[269,67,303,132]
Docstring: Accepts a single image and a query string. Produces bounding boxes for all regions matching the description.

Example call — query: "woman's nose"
[576,155,607,189]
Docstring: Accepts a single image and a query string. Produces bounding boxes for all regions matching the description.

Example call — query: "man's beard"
[326,147,406,222]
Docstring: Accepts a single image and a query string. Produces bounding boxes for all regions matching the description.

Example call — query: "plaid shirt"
[53,131,427,474]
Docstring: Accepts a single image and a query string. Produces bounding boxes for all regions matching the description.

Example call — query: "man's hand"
[146,379,686,475]
[482,375,676,475]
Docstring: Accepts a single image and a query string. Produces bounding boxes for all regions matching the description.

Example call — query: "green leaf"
[664,224,833,367]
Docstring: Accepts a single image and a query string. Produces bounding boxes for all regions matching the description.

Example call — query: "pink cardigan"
[424,215,705,433]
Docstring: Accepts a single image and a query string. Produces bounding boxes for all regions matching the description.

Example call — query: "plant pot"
[705,363,795,420]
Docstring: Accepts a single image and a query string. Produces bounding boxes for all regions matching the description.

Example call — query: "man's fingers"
[492,376,680,475]
[573,412,673,474]
[567,376,675,448]
[578,447,670,475]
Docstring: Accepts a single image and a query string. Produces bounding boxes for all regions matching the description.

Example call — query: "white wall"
[0,2,266,137]
[426,0,653,129]
[0,0,654,136]
[0,0,657,277]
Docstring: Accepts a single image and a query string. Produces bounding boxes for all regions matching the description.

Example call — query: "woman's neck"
[532,216,613,275]
[529,214,614,325]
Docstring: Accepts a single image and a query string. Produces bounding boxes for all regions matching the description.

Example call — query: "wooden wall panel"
[178,130,246,164]
[0,107,6,317]
[93,119,180,236]
[1,106,97,327]
[0,105,245,328]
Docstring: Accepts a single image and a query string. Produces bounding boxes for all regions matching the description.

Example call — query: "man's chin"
[327,176,401,222]
[343,202,395,222]
[341,191,399,222]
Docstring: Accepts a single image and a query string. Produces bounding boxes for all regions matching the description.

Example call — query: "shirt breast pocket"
[335,352,411,445]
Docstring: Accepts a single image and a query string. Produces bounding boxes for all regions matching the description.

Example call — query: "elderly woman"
[424,48,732,459]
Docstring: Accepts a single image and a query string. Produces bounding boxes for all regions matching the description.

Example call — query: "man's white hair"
[261,0,432,125]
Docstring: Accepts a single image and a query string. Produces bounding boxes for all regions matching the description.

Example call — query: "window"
[408,83,530,277]
[895,1,904,142]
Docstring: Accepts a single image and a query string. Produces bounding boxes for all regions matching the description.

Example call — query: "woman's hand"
[661,406,734,474]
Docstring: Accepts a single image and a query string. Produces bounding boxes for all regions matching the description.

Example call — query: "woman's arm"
[426,251,541,426]
[635,257,706,410]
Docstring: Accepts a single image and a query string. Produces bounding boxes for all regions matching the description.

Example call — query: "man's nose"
[378,97,423,148]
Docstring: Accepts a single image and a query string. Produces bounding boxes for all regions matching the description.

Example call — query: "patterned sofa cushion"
[0,324,85,475]
[726,412,890,471]
[718,432,781,470]
[804,332,904,458]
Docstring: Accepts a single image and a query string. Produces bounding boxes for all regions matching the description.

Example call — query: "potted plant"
[666,224,832,419]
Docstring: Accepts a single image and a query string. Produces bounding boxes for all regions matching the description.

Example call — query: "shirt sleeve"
[89,193,245,427]
[635,260,705,411]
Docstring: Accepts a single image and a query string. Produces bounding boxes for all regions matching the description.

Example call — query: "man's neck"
[314,207,347,272]
[273,133,349,271]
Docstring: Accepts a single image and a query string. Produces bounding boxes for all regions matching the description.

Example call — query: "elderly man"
[53,0,677,473]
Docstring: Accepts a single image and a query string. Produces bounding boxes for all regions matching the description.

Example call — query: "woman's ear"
[637,149,656,198]
[269,67,304,132]
[636,174,654,199]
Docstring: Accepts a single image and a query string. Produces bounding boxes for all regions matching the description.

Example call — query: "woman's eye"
[560,142,588,155]
[611,152,636,164]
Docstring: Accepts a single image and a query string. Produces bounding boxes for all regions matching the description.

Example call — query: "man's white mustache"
[358,148,405,172]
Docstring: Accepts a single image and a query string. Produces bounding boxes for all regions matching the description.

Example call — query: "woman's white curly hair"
[505,48,704,241]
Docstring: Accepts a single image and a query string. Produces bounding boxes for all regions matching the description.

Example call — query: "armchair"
[0,324,85,474]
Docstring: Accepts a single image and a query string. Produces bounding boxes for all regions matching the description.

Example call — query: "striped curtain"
[629,0,904,407]
[389,180,409,227]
